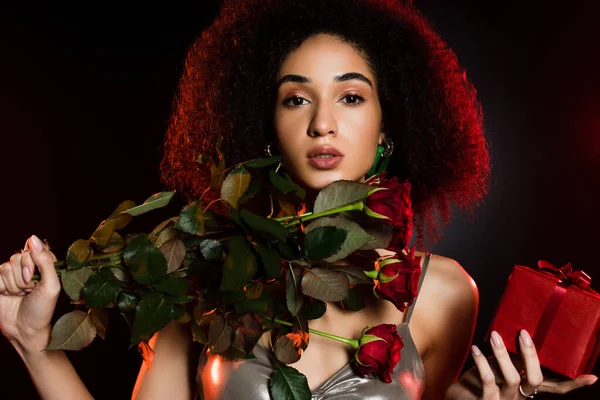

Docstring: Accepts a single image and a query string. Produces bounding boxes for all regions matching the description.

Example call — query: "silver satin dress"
[197,253,431,400]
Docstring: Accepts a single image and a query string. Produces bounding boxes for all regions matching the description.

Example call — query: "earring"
[381,136,394,157]
[265,142,273,157]
[367,136,394,177]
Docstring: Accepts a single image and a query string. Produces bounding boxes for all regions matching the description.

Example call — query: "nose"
[307,103,338,138]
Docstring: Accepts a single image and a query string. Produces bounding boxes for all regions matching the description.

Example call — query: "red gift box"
[487,260,600,379]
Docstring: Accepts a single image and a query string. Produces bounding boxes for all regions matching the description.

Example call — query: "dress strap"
[404,252,431,325]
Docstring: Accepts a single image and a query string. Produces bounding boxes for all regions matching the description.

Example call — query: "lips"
[307,145,344,170]
[307,145,344,158]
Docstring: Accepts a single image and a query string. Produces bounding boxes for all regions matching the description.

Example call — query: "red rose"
[354,324,404,383]
[374,247,421,312]
[364,172,413,249]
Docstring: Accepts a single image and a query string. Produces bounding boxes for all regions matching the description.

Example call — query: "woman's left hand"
[445,329,598,399]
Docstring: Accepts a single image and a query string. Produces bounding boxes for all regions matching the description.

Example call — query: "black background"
[1,1,599,398]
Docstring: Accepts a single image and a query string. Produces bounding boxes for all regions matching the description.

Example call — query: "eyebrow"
[275,72,373,89]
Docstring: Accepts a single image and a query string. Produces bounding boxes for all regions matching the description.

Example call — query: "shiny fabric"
[197,253,431,400]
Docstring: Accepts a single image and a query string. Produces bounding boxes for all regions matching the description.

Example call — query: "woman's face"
[273,33,384,192]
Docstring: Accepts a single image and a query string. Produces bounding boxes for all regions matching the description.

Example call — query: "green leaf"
[171,304,187,321]
[89,308,109,340]
[330,265,372,286]
[284,172,306,200]
[234,298,271,315]
[301,268,349,302]
[208,315,234,354]
[66,239,93,270]
[153,277,192,297]
[243,156,281,168]
[240,208,289,240]
[359,223,394,250]
[275,334,302,364]
[220,327,257,361]
[220,236,257,291]
[117,292,139,313]
[238,174,262,206]
[110,267,132,283]
[276,238,303,261]
[106,200,136,230]
[254,242,282,278]
[269,170,299,194]
[305,217,372,262]
[342,287,366,311]
[127,235,169,285]
[46,310,97,351]
[304,226,346,261]
[91,219,117,248]
[82,274,121,308]
[270,364,311,400]
[98,231,126,253]
[159,238,186,273]
[121,191,175,217]
[82,273,121,308]
[61,267,94,301]
[228,206,246,231]
[221,166,251,208]
[286,266,304,316]
[199,239,223,261]
[300,298,327,320]
[123,234,149,266]
[313,180,371,214]
[176,200,205,236]
[155,222,179,248]
[190,319,208,344]
[130,293,174,347]
[149,216,178,241]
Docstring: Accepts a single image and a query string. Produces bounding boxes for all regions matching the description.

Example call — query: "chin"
[301,170,364,190]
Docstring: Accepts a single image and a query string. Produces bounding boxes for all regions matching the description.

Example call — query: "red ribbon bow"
[537,260,592,290]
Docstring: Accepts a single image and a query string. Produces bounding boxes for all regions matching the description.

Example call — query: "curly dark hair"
[158,0,490,248]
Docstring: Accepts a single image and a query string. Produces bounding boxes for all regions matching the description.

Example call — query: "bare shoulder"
[411,253,479,357]
[423,253,478,302]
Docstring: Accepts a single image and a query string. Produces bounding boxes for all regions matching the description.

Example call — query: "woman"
[0,0,596,399]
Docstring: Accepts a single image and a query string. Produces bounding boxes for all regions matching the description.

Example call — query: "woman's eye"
[341,94,364,105]
[283,96,309,108]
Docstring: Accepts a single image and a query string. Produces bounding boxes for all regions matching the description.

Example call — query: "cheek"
[274,112,302,150]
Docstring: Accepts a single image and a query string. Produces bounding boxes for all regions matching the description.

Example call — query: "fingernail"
[520,329,533,347]
[586,375,598,384]
[471,345,481,356]
[23,266,32,283]
[30,235,43,252]
[24,288,32,293]
[491,331,504,349]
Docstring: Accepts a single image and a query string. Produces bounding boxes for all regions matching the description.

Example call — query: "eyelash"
[282,93,365,108]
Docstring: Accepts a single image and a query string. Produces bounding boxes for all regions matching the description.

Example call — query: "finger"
[20,250,36,284]
[9,253,35,291]
[28,235,60,298]
[471,345,500,399]
[0,262,8,294]
[489,331,521,398]
[0,259,21,295]
[517,330,543,395]
[540,374,598,394]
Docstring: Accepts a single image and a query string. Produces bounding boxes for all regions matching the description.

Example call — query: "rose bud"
[363,172,413,248]
[353,324,404,383]
[369,247,421,312]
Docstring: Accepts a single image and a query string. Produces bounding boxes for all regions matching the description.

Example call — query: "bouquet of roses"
[42,143,421,399]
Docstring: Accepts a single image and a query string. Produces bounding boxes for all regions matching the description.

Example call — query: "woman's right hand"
[0,234,61,355]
